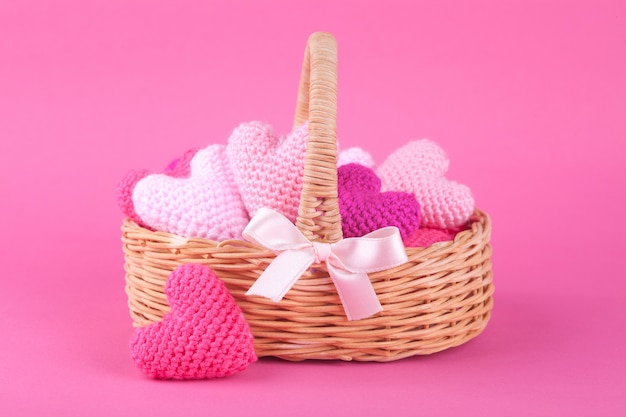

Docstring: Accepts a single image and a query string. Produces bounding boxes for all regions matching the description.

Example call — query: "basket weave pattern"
[122,33,494,362]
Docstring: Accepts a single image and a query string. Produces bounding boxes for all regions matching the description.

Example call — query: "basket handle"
[293,32,342,243]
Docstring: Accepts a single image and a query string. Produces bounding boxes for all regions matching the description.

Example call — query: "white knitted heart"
[132,145,249,240]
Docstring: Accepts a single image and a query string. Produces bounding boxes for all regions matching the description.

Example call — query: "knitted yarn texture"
[337,147,375,168]
[228,121,378,222]
[130,144,249,240]
[227,121,308,222]
[338,163,420,241]
[118,148,199,227]
[117,168,151,227]
[404,227,458,247]
[376,139,475,229]
[163,147,200,177]
[130,264,257,380]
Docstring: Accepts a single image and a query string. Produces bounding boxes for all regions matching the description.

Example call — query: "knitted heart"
[117,168,151,227]
[404,227,458,247]
[117,147,199,227]
[227,121,308,222]
[228,122,378,222]
[376,140,475,229]
[130,144,250,240]
[130,264,257,380]
[337,147,375,168]
[338,163,420,240]
[163,147,200,177]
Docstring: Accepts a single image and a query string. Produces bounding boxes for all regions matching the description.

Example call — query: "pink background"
[1,0,624,415]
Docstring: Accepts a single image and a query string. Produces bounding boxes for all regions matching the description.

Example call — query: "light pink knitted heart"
[227,122,377,222]
[130,264,256,379]
[131,145,250,240]
[376,140,475,229]
[226,121,308,222]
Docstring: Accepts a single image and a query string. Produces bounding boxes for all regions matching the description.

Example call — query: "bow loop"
[243,208,408,320]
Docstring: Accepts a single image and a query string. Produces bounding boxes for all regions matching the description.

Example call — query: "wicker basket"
[122,32,494,362]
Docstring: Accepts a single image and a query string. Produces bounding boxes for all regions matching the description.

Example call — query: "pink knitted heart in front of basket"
[130,264,256,380]
[338,163,420,240]
[129,145,249,240]
[226,121,308,222]
[376,140,475,229]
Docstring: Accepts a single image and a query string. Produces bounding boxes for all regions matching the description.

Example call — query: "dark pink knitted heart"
[338,163,420,240]
[162,147,200,177]
[404,227,457,247]
[130,264,256,380]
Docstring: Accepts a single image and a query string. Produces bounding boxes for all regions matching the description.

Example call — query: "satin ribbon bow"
[243,208,408,320]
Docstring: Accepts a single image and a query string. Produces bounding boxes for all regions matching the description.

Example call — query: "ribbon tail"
[246,249,314,302]
[327,264,383,321]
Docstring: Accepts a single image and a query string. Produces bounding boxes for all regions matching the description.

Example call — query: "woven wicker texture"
[122,32,494,361]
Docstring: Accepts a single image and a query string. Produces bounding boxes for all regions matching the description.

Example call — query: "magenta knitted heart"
[125,145,250,240]
[338,163,420,240]
[226,121,308,222]
[130,264,257,380]
[376,140,475,229]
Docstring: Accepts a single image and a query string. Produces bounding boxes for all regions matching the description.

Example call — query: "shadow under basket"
[121,32,494,362]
